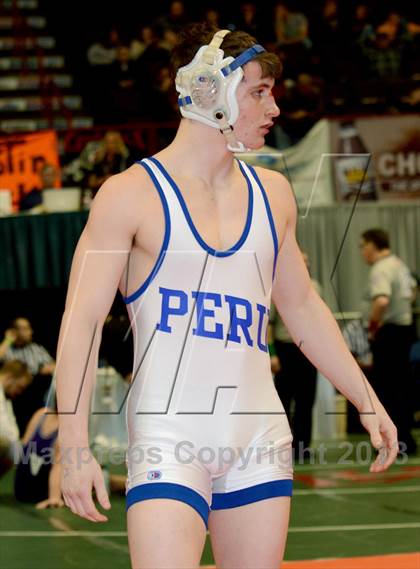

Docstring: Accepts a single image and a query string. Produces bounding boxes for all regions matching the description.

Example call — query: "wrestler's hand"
[358,399,398,473]
[61,447,111,522]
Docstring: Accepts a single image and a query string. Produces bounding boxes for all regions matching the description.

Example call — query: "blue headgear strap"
[178,95,192,107]
[221,44,265,77]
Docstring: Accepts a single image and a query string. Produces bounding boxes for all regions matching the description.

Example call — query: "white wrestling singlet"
[124,156,293,528]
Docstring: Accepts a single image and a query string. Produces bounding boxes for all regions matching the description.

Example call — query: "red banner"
[0,130,60,209]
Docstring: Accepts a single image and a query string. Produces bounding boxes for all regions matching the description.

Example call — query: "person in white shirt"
[0,361,32,477]
[360,228,417,455]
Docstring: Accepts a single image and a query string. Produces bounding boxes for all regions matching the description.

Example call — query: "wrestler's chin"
[246,136,266,150]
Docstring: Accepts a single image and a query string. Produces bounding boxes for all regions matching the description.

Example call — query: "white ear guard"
[175,29,266,152]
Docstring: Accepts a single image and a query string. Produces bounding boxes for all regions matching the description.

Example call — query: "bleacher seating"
[0,0,93,133]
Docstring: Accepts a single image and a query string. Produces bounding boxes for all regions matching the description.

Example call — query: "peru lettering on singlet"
[156,286,270,353]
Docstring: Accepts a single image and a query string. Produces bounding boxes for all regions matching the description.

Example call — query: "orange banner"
[0,130,60,209]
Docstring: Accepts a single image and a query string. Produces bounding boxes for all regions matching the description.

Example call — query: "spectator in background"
[203,6,222,29]
[235,2,260,36]
[87,132,129,196]
[0,361,32,478]
[160,28,180,52]
[14,403,62,508]
[130,24,157,60]
[0,318,54,377]
[349,3,374,44]
[0,318,55,435]
[135,35,174,119]
[359,23,408,80]
[14,395,127,507]
[270,253,322,461]
[377,10,414,43]
[20,162,60,212]
[275,72,323,147]
[87,27,120,66]
[273,2,312,79]
[156,0,189,35]
[63,139,104,186]
[150,65,178,120]
[111,44,136,86]
[313,0,343,81]
[317,0,340,41]
[109,45,139,122]
[39,162,60,189]
[86,26,121,121]
[360,228,417,455]
[376,9,420,77]
[273,2,311,50]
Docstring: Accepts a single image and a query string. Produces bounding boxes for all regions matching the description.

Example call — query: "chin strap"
[214,111,248,153]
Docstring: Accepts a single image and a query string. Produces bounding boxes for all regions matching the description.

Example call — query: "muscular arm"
[266,172,397,471]
[55,170,143,521]
[56,173,139,446]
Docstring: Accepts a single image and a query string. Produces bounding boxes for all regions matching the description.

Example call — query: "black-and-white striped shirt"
[3,343,53,376]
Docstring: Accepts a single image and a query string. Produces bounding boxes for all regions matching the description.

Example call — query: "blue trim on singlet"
[211,479,292,510]
[245,164,279,281]
[149,156,254,258]
[122,160,171,304]
[126,482,210,529]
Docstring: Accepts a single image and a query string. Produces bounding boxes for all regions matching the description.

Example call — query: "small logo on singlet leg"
[147,470,162,480]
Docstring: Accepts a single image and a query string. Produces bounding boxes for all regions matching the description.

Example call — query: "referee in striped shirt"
[0,318,55,434]
[0,318,55,377]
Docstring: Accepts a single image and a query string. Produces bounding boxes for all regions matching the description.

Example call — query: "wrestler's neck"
[158,118,237,184]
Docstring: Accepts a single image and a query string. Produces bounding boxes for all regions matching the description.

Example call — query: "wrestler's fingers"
[370,427,398,472]
[63,493,78,516]
[73,492,105,523]
[93,470,111,511]
[78,490,108,522]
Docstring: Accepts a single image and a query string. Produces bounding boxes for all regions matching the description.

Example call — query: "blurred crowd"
[78,0,420,146]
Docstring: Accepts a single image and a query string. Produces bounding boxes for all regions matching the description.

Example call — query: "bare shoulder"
[85,164,155,239]
[252,165,296,218]
[90,164,152,215]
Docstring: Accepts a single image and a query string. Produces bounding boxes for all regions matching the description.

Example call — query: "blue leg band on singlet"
[126,482,210,529]
[210,479,293,510]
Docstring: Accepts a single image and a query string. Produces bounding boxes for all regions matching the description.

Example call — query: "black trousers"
[274,340,317,452]
[371,323,417,452]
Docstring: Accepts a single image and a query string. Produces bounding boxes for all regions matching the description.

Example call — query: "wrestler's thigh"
[127,499,207,569]
[208,496,291,569]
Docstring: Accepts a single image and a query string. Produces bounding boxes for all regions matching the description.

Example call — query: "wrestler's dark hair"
[171,22,282,80]
[361,228,390,250]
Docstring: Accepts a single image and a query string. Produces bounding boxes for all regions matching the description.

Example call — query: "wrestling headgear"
[175,29,266,152]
